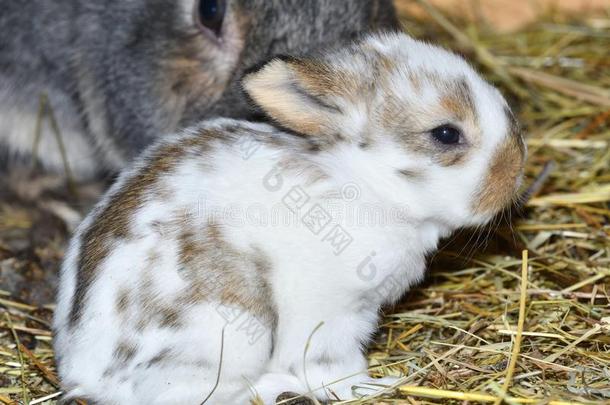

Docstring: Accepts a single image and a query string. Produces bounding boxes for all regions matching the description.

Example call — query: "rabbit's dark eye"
[196,0,226,37]
[431,125,461,145]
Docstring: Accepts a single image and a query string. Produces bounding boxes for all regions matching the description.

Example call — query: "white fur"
[0,93,101,178]
[54,33,522,404]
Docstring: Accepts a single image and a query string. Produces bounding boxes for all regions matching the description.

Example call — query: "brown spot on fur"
[274,157,330,188]
[376,52,397,74]
[115,289,131,315]
[159,307,182,329]
[134,265,184,330]
[408,70,422,93]
[135,318,147,333]
[114,341,137,363]
[398,169,424,181]
[137,348,213,372]
[252,247,272,275]
[146,348,172,368]
[176,224,276,324]
[436,150,469,167]
[135,271,156,332]
[312,351,336,366]
[440,79,476,123]
[103,340,139,377]
[474,131,524,214]
[69,131,217,327]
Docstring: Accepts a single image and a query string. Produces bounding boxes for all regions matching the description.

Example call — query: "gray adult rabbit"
[0,0,397,178]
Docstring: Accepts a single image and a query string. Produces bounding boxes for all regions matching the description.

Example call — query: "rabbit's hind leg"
[131,302,275,404]
[130,363,246,405]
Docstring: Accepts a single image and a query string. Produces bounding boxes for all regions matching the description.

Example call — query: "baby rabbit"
[53,32,526,404]
[0,0,397,179]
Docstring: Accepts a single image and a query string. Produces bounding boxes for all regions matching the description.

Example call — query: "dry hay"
[1,1,609,404]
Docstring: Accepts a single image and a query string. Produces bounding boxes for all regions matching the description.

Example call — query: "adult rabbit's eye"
[431,125,462,145]
[195,0,226,37]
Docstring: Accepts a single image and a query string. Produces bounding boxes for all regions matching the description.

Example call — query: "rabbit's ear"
[242,56,342,136]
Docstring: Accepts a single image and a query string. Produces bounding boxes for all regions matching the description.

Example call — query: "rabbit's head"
[243,33,526,231]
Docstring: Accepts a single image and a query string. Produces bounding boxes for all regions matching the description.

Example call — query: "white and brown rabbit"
[0,0,396,178]
[53,32,526,404]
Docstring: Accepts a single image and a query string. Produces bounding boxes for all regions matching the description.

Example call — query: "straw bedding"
[0,1,608,403]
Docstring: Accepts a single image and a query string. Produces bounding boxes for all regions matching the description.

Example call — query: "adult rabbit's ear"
[242,56,345,137]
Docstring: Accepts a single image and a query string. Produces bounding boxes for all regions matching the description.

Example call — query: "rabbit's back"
[54,120,285,403]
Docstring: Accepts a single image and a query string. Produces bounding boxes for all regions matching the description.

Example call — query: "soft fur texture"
[53,33,526,404]
[0,0,397,178]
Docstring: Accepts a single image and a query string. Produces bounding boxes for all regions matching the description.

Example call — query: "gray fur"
[0,0,398,177]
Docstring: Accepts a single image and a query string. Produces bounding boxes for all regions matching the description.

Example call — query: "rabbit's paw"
[275,391,315,404]
[236,373,308,405]
[329,376,401,401]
